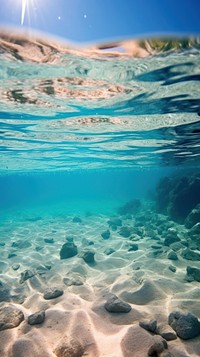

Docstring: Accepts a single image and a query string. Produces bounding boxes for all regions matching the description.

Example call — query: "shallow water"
[0,32,200,357]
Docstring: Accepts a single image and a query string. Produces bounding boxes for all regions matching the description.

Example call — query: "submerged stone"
[188,222,200,237]
[107,218,122,227]
[168,310,200,340]
[12,263,20,271]
[72,216,82,223]
[186,266,200,282]
[185,203,200,228]
[20,270,35,284]
[43,288,63,300]
[148,337,168,356]
[128,243,138,252]
[8,253,17,259]
[11,240,31,249]
[157,325,177,341]
[104,247,115,255]
[105,295,131,313]
[168,265,176,273]
[28,311,45,325]
[139,319,157,333]
[0,305,24,331]
[79,250,95,264]
[101,229,110,240]
[44,238,54,244]
[181,248,200,261]
[0,284,10,302]
[60,241,78,259]
[167,251,178,261]
[119,226,132,238]
[164,236,180,246]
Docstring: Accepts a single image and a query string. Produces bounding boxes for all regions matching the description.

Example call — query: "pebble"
[0,305,24,330]
[168,310,200,339]
[20,270,35,284]
[12,263,20,271]
[167,251,178,260]
[101,229,110,240]
[148,337,168,356]
[168,265,176,273]
[139,319,157,333]
[44,238,54,244]
[105,295,131,313]
[28,311,45,325]
[43,288,63,300]
[79,250,95,264]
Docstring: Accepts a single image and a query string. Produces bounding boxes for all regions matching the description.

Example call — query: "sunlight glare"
[21,0,28,25]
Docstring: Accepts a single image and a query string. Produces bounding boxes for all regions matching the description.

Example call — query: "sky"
[0,0,200,43]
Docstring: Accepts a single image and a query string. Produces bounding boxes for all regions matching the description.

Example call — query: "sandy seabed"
[0,203,200,357]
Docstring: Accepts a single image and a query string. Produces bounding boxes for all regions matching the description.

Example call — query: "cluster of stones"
[0,287,64,331]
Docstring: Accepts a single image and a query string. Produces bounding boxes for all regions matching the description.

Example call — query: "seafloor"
[0,174,200,357]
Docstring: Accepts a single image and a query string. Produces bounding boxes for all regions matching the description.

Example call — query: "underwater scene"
[0,31,200,357]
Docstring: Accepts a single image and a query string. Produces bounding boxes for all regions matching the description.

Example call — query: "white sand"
[0,211,200,356]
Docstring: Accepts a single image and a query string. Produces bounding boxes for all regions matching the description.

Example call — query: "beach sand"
[0,202,200,357]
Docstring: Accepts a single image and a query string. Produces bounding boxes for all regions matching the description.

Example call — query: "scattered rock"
[0,242,5,246]
[119,226,132,238]
[60,241,78,260]
[128,243,138,252]
[108,218,122,227]
[151,245,162,249]
[167,251,178,261]
[101,229,110,240]
[188,222,200,237]
[118,199,141,215]
[104,247,115,255]
[0,305,24,330]
[185,203,200,228]
[44,238,54,244]
[36,265,50,275]
[79,250,95,264]
[157,325,177,341]
[28,311,45,325]
[54,336,84,357]
[170,241,185,251]
[35,245,43,251]
[8,253,17,259]
[186,266,200,282]
[168,310,200,340]
[104,295,131,313]
[0,284,10,302]
[20,270,35,284]
[164,236,180,246]
[12,264,20,271]
[11,240,31,249]
[43,288,63,300]
[139,319,157,333]
[181,248,200,261]
[72,216,82,223]
[168,265,176,273]
[148,336,168,356]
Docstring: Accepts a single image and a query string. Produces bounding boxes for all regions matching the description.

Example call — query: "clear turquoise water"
[0,34,200,356]
[0,34,199,218]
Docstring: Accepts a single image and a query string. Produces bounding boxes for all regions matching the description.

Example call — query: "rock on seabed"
[0,305,24,330]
